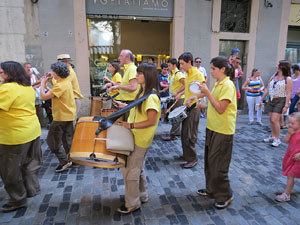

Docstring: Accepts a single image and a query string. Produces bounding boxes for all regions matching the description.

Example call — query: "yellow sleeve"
[128,67,137,81]
[113,72,123,83]
[50,82,65,98]
[0,84,17,111]
[145,94,160,113]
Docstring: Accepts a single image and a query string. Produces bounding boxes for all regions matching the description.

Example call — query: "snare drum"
[161,96,175,104]
[70,117,126,168]
[168,105,188,123]
[189,81,203,94]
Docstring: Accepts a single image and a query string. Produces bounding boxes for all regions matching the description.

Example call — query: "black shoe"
[214,196,234,209]
[55,162,72,173]
[116,204,140,214]
[1,203,26,213]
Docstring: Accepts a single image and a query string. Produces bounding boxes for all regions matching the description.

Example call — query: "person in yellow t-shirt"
[40,62,76,173]
[177,52,205,169]
[104,62,122,100]
[191,56,237,209]
[110,49,138,103]
[114,63,160,214]
[162,58,186,141]
[57,54,83,121]
[0,61,42,212]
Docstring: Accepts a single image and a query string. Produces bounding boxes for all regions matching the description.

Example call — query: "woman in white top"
[260,60,292,147]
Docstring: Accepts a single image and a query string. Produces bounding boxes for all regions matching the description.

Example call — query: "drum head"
[189,83,201,94]
[168,105,186,119]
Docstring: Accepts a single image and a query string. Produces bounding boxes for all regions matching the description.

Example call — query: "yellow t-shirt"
[119,62,139,101]
[169,68,185,96]
[67,66,83,99]
[110,72,122,100]
[207,76,237,135]
[50,78,76,121]
[127,93,160,148]
[0,83,41,145]
[184,67,205,105]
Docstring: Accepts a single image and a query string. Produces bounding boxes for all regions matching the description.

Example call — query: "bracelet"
[130,123,134,129]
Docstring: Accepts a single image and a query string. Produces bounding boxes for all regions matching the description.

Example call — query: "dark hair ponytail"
[135,63,159,112]
[210,56,235,81]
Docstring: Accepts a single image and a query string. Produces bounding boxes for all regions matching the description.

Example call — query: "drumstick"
[166,99,178,113]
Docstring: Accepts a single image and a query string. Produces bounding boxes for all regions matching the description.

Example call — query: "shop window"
[87,19,120,96]
[220,0,251,33]
[286,46,300,65]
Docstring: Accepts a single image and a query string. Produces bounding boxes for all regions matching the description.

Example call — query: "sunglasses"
[195,61,201,63]
[273,81,277,89]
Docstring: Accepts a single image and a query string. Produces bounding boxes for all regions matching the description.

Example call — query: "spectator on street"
[242,68,265,126]
[275,112,300,202]
[261,60,292,147]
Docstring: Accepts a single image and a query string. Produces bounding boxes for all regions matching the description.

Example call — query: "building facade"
[1,0,299,115]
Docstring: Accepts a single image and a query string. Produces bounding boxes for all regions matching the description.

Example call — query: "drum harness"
[88,90,157,166]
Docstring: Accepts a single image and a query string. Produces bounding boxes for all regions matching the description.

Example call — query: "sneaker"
[257,122,264,126]
[197,189,209,196]
[116,204,140,214]
[263,136,274,143]
[1,203,26,213]
[248,121,254,125]
[214,196,234,209]
[55,162,72,173]
[271,138,281,147]
[183,159,198,169]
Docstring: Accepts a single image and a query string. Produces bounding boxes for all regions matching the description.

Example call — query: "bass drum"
[70,117,126,168]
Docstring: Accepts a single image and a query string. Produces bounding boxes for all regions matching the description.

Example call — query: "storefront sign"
[289,4,300,26]
[86,0,173,18]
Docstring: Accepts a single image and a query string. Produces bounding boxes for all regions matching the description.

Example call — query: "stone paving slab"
[0,114,299,225]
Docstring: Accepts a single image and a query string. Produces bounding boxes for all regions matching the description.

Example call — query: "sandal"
[275,192,290,202]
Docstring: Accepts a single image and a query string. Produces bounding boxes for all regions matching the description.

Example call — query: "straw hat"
[57,54,72,61]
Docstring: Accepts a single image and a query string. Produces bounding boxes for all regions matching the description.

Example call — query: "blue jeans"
[289,95,299,114]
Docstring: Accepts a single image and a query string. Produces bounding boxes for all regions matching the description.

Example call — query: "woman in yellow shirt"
[187,56,237,209]
[0,61,42,212]
[114,63,160,214]
[104,62,122,99]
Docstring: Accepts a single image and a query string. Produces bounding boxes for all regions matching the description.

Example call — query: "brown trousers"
[205,128,233,202]
[47,121,74,165]
[122,145,148,209]
[170,98,184,136]
[181,107,201,162]
[0,137,42,206]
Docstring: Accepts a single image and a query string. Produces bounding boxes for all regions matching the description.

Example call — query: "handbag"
[106,124,134,156]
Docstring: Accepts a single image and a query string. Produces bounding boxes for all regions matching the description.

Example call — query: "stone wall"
[0,0,26,63]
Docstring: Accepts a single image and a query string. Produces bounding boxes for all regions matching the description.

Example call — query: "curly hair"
[50,62,70,78]
[0,61,31,86]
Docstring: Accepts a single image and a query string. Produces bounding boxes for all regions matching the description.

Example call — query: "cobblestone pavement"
[0,114,299,225]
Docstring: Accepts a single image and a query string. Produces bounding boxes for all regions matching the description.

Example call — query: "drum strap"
[111,93,119,99]
[186,103,196,113]
[93,90,157,134]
